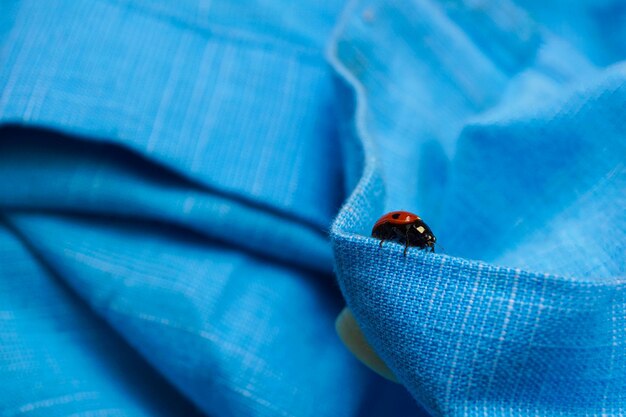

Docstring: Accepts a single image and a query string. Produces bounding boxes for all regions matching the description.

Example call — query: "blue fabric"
[0,1,624,416]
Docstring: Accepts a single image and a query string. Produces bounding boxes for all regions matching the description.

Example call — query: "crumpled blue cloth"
[1,0,624,416]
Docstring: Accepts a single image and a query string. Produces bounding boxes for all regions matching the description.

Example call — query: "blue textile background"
[1,0,624,416]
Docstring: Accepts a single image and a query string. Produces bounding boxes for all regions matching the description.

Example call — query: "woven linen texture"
[1,0,625,416]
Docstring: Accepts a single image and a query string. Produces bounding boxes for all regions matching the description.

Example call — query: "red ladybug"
[371,211,436,255]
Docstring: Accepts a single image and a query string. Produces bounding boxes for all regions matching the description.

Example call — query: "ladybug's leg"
[378,228,396,248]
[403,229,410,256]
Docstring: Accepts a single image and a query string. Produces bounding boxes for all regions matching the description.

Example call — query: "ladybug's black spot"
[391,213,400,219]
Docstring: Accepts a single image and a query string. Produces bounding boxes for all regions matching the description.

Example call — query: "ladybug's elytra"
[371,211,436,255]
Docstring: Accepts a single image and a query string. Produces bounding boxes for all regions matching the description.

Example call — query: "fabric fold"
[329,0,626,414]
[1,0,625,415]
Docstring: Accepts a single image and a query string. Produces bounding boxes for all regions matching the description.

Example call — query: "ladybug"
[371,211,436,255]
